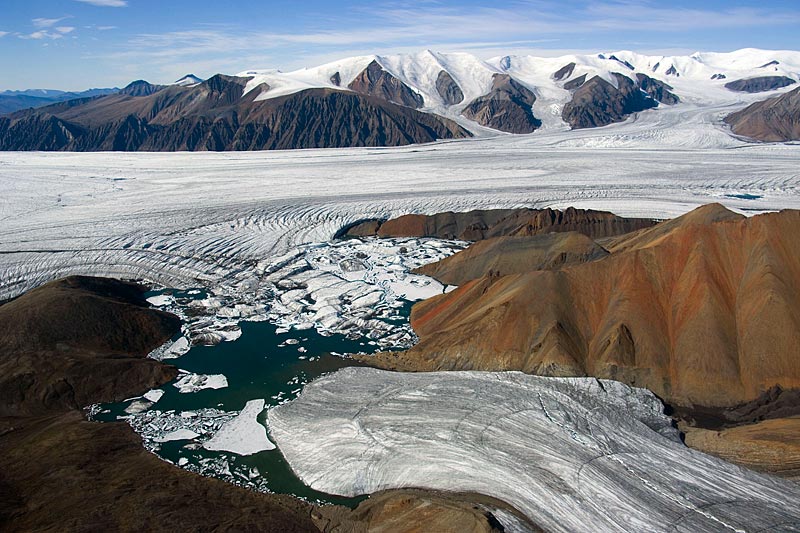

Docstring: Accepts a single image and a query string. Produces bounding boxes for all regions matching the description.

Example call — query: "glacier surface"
[269,367,800,533]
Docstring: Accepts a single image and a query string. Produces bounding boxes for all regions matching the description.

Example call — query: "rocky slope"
[461,74,540,133]
[724,76,796,93]
[341,207,657,241]
[562,73,678,129]
[366,205,800,409]
[0,76,470,151]
[347,60,424,109]
[415,232,609,286]
[725,85,800,141]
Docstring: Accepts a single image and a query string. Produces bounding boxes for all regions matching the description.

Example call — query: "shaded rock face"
[665,65,679,76]
[120,80,167,97]
[608,55,634,70]
[461,74,541,133]
[552,62,576,81]
[563,74,587,91]
[635,73,680,105]
[0,83,470,151]
[348,60,424,109]
[341,206,657,241]
[368,205,800,409]
[414,232,609,286]
[711,73,727,80]
[435,70,464,105]
[329,71,341,87]
[562,73,659,129]
[0,276,180,416]
[724,86,800,141]
[725,76,796,93]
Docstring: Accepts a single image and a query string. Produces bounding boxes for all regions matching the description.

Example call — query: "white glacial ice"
[173,372,228,393]
[269,367,800,533]
[142,389,164,403]
[154,428,200,443]
[203,399,275,455]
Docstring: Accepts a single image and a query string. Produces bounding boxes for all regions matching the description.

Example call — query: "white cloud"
[0,31,9,38]
[74,0,128,6]
[56,26,76,34]
[33,17,70,28]
[97,25,117,31]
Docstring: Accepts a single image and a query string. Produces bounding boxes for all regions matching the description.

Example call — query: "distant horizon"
[2,0,799,91]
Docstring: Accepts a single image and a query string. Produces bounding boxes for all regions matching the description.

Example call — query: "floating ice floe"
[143,389,165,403]
[270,367,800,533]
[155,428,200,443]
[203,399,275,455]
[146,294,174,307]
[174,372,229,393]
[124,399,153,414]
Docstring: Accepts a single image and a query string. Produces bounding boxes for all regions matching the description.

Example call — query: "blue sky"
[1,0,799,90]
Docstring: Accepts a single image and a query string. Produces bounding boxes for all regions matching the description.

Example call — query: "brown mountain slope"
[348,60,424,109]
[368,205,800,408]
[0,276,180,416]
[461,74,540,134]
[724,76,796,93]
[341,207,657,241]
[724,86,800,142]
[414,232,609,286]
[0,75,469,151]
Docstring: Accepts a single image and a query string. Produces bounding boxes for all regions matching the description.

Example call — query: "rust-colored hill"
[415,232,608,286]
[369,204,800,409]
[342,206,657,241]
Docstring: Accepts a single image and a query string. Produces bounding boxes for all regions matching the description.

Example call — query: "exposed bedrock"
[461,74,541,134]
[340,206,657,241]
[0,75,469,151]
[0,276,180,416]
[724,75,796,93]
[725,85,800,142]
[366,204,800,409]
[270,367,800,533]
[562,73,665,129]
[348,60,424,109]
[414,231,609,286]
[435,70,464,105]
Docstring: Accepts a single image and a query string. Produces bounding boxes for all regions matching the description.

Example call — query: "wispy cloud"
[56,26,76,34]
[33,17,70,29]
[74,0,128,6]
[0,31,9,38]
[83,0,800,84]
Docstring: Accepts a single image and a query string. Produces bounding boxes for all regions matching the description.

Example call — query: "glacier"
[269,367,800,533]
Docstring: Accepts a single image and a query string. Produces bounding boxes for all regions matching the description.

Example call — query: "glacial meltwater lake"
[93,287,414,507]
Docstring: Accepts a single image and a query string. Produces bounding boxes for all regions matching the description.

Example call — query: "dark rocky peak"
[608,55,635,70]
[197,74,250,106]
[725,76,796,93]
[490,74,536,105]
[347,60,424,109]
[120,80,166,97]
[561,73,658,129]
[553,62,576,81]
[597,54,606,59]
[759,60,780,68]
[711,73,727,80]
[635,73,680,104]
[652,62,660,72]
[564,74,587,91]
[330,71,341,86]
[461,74,540,133]
[435,70,464,105]
[499,56,512,70]
[665,65,680,76]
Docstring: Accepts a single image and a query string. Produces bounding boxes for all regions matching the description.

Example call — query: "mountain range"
[1,48,799,150]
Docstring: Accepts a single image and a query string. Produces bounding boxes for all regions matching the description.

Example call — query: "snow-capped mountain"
[2,48,799,151]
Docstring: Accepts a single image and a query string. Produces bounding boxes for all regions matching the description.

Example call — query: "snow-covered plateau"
[270,367,800,533]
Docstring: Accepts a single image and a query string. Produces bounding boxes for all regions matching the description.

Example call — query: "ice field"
[1,109,799,302]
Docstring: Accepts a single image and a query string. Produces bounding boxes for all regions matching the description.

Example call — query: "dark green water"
[95,288,413,507]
